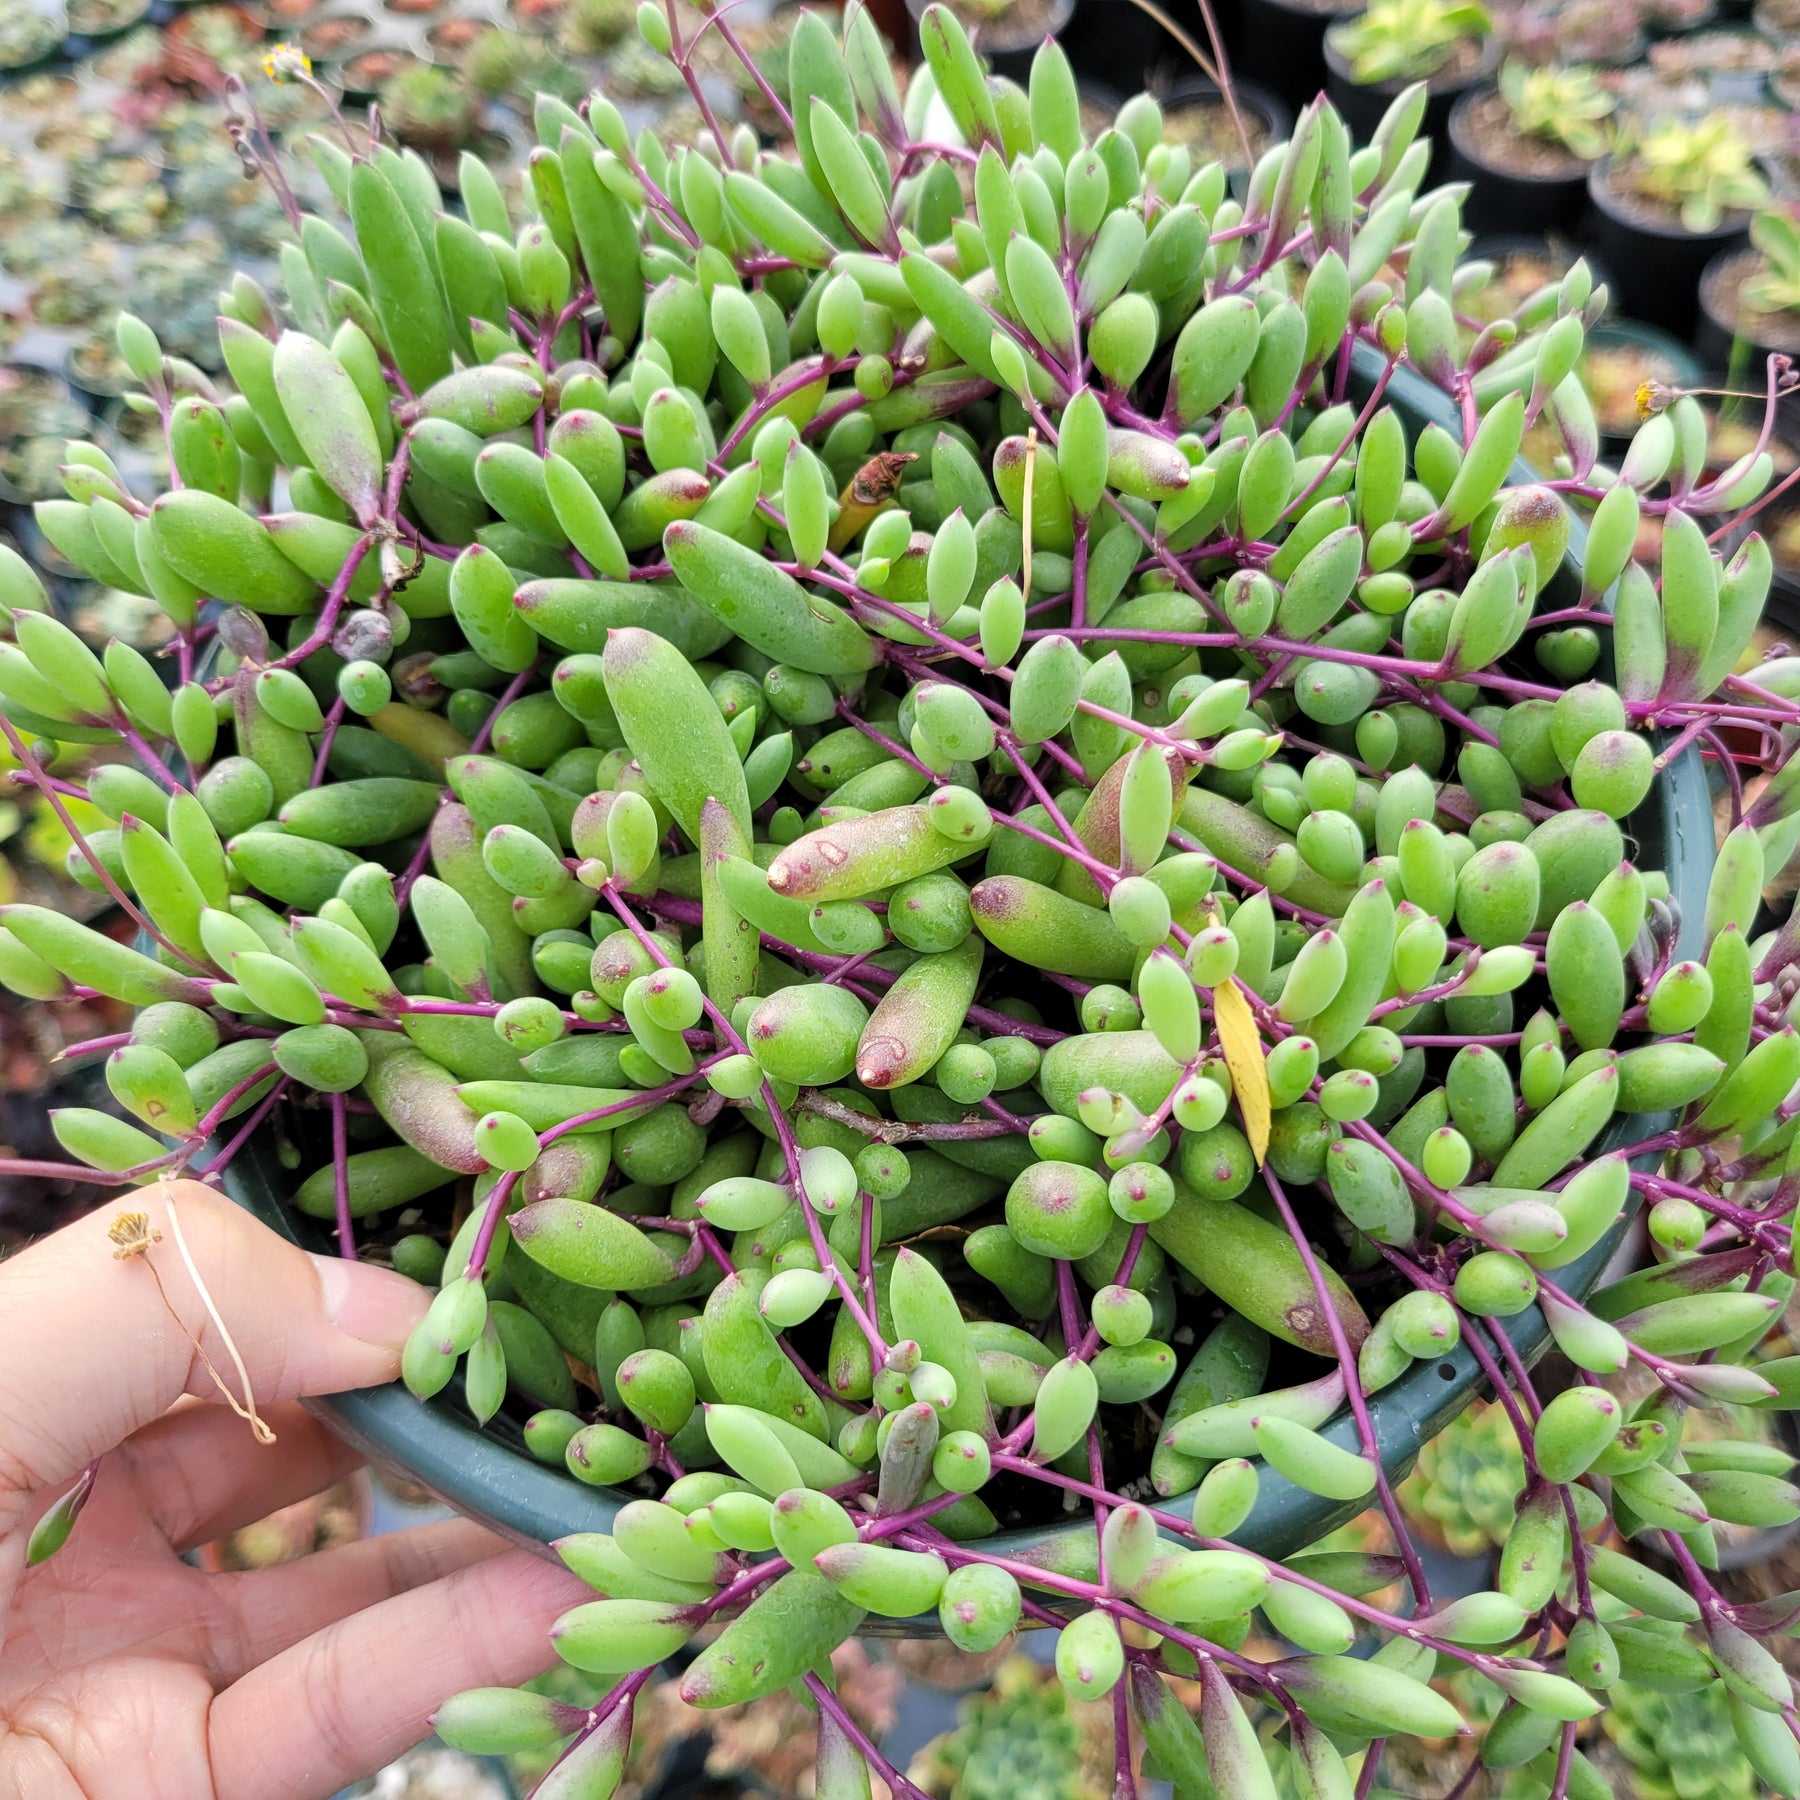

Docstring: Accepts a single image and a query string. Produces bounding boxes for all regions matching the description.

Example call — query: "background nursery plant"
[8,6,1800,1798]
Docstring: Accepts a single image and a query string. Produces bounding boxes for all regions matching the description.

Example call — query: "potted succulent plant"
[1,68,83,124]
[458,24,583,108]
[1588,115,1768,333]
[1647,0,1722,29]
[299,8,378,68]
[557,0,635,55]
[0,1,66,73]
[0,365,93,508]
[1647,25,1780,100]
[1561,0,1657,61]
[1700,204,1800,372]
[1322,0,1496,170]
[65,0,154,42]
[9,13,1800,1800]
[1447,59,1615,235]
[73,153,175,246]
[1494,0,1648,67]
[0,145,68,223]
[164,1,266,74]
[79,19,164,85]
[337,43,419,101]
[377,62,485,157]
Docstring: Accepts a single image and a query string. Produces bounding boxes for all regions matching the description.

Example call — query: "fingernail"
[314,1253,432,1347]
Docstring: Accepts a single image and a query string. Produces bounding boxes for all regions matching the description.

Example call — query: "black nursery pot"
[1322,28,1498,187]
[1060,0,1188,95]
[1231,0,1353,114]
[219,338,1715,1611]
[901,0,1077,82]
[1585,157,1752,339]
[1446,86,1594,239]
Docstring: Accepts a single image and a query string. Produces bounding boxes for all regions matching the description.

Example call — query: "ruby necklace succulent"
[6,5,1800,1796]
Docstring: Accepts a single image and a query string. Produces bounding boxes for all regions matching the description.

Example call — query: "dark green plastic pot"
[221,341,1712,1611]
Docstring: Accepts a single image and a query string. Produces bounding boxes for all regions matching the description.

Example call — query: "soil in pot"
[1154,76,1288,178]
[1698,244,1800,371]
[0,71,79,126]
[166,2,265,55]
[1647,24,1777,99]
[1646,0,1720,29]
[1586,156,1754,336]
[1461,236,1602,338]
[1447,85,1594,236]
[31,106,119,159]
[1564,0,1650,62]
[428,12,489,55]
[1582,323,1705,448]
[300,10,377,59]
[343,44,421,94]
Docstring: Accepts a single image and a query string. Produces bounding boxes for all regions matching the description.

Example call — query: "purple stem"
[0,714,198,968]
[1263,1165,1430,1608]
[330,1090,354,1261]
[803,1673,933,1800]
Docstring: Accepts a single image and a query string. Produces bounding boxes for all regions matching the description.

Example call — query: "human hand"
[0,1181,587,1799]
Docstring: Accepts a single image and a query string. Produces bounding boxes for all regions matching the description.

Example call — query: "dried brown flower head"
[108,1211,162,1259]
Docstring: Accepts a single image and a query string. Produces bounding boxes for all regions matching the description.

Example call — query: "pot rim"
[1697,239,1800,357]
[1587,153,1758,244]
[901,0,1077,51]
[1321,20,1500,97]
[1239,0,1362,19]
[218,340,1715,1611]
[1153,73,1294,138]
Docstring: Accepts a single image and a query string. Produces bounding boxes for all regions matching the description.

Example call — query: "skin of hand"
[0,1181,589,1800]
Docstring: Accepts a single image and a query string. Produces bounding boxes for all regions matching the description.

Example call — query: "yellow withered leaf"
[1211,975,1270,1167]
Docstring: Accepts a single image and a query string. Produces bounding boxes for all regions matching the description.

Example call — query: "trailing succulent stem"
[8,7,1800,1799]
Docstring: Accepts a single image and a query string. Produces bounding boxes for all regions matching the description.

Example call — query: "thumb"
[0,1180,428,1504]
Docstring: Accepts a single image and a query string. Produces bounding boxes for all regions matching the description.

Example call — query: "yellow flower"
[261,42,313,83]
[1635,379,1676,422]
